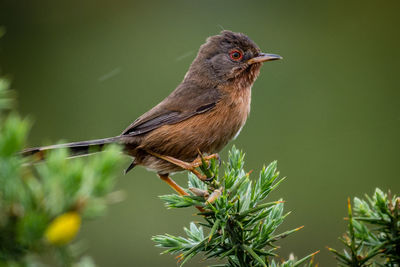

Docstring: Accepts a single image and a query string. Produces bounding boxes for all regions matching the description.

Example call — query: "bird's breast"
[212,84,251,147]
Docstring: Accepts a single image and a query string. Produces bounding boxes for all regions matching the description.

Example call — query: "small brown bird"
[22,30,281,195]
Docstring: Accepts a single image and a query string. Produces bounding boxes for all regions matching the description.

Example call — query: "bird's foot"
[191,152,221,169]
[146,150,218,181]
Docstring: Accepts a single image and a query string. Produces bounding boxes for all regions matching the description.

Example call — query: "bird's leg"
[158,173,188,196]
[158,173,205,212]
[147,150,215,181]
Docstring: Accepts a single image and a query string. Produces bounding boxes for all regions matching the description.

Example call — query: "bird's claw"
[216,154,221,167]
[196,151,220,169]
[205,174,215,182]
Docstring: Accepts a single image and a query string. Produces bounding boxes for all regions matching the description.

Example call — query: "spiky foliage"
[329,189,400,267]
[153,147,318,266]
[0,74,124,266]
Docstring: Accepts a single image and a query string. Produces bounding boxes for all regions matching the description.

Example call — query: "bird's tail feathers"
[21,136,122,160]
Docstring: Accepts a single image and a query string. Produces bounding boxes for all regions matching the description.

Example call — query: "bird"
[22,30,281,196]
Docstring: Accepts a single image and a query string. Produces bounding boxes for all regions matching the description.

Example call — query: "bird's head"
[185,30,281,88]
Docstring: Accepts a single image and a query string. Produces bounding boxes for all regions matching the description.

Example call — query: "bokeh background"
[1,0,399,266]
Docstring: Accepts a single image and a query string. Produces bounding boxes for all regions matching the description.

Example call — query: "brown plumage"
[22,30,281,188]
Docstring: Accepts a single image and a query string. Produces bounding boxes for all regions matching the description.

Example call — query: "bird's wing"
[121,82,221,136]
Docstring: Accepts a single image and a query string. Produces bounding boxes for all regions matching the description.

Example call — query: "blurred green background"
[1,0,399,266]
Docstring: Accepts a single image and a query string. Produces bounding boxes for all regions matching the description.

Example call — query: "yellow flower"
[45,211,81,245]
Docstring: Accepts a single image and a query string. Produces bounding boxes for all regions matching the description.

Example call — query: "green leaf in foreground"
[0,75,125,266]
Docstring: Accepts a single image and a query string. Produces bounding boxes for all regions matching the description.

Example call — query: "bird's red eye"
[229,50,243,61]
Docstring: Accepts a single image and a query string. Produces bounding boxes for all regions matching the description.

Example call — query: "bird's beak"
[247,53,282,64]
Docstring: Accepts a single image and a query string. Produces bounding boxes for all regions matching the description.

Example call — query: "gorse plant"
[0,75,124,266]
[328,189,400,267]
[152,147,318,267]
